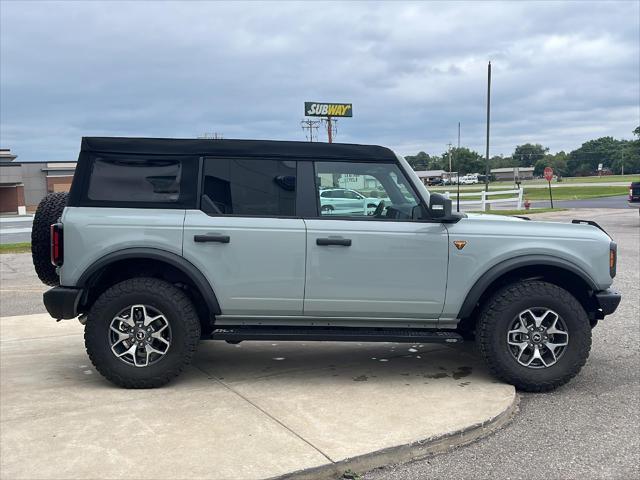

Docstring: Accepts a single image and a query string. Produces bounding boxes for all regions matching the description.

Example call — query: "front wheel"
[477,280,591,392]
[85,277,201,388]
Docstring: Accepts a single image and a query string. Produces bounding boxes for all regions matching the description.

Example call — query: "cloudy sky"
[1,0,638,161]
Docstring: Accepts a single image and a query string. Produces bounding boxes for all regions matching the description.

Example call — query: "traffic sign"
[544,167,554,182]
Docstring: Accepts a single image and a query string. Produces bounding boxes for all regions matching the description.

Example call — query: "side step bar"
[210,326,463,344]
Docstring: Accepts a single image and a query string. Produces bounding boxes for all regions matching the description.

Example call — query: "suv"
[34,137,621,391]
[319,188,382,214]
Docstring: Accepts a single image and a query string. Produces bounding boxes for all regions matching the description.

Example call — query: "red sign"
[544,167,554,182]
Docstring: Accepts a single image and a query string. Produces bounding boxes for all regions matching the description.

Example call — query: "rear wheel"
[31,192,68,286]
[85,277,201,388]
[321,205,334,213]
[477,280,591,392]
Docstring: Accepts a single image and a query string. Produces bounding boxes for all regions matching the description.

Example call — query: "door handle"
[194,234,230,244]
[316,237,351,247]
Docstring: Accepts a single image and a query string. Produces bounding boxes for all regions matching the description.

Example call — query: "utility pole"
[301,119,320,142]
[447,142,453,174]
[322,117,337,143]
[457,122,461,212]
[485,61,491,192]
[621,151,625,175]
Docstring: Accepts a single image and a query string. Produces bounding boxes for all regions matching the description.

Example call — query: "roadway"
[0,216,33,245]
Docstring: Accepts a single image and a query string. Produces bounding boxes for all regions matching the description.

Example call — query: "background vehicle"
[629,181,640,213]
[459,174,479,185]
[319,188,383,214]
[35,137,620,391]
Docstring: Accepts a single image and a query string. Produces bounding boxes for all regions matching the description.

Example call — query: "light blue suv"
[32,137,621,390]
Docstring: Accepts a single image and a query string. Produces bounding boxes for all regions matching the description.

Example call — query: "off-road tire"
[85,277,201,388]
[477,280,591,392]
[31,192,68,286]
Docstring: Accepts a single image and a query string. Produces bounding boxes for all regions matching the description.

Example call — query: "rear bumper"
[594,288,621,317]
[43,286,83,320]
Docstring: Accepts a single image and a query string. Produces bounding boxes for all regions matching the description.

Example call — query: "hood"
[464,212,526,222]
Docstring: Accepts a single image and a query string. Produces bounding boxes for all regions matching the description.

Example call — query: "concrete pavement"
[0,313,516,480]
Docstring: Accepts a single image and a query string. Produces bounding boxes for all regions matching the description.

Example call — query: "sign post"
[544,166,554,209]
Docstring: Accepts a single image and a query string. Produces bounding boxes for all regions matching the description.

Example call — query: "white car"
[459,174,479,185]
[319,188,384,214]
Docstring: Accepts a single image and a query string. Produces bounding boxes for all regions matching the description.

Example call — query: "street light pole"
[484,61,491,192]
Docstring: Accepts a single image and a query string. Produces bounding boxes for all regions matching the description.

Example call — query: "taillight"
[50,223,63,267]
[609,242,617,278]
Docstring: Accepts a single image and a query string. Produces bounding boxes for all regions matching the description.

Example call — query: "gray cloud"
[1,0,638,161]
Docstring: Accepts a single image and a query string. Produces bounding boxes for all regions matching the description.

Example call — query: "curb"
[272,393,519,480]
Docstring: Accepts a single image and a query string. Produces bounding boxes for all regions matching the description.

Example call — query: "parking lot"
[0,208,638,479]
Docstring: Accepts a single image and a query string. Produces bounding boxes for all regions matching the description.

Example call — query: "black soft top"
[80,137,397,161]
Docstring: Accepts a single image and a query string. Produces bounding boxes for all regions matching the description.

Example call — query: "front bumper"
[594,288,621,317]
[43,286,83,320]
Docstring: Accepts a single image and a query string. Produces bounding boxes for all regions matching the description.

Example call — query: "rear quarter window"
[82,154,198,208]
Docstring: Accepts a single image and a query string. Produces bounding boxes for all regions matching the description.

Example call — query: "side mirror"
[429,193,453,220]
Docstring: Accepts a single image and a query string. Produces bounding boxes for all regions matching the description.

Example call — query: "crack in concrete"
[193,364,335,464]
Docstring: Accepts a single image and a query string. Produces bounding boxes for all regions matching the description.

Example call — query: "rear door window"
[201,158,296,216]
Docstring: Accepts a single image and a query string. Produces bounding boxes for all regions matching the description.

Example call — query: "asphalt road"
[365,208,640,480]
[0,216,33,244]
[0,209,638,480]
[530,194,630,209]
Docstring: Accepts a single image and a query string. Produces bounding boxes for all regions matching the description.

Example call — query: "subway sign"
[305,102,353,117]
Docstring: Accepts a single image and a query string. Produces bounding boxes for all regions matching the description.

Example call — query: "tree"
[490,155,515,169]
[404,151,430,170]
[534,151,568,177]
[450,147,485,175]
[567,137,625,176]
[612,127,640,174]
[512,144,549,167]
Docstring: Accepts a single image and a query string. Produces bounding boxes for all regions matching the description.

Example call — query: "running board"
[210,326,463,344]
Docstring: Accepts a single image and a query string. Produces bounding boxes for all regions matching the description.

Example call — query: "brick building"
[0,149,76,215]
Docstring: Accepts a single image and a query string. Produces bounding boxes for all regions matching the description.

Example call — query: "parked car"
[459,174,479,185]
[319,188,382,214]
[34,137,620,391]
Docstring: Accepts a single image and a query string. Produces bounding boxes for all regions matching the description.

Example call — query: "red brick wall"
[0,185,25,214]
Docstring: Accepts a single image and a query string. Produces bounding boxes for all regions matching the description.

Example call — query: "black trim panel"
[76,248,221,315]
[457,255,599,319]
[43,286,83,319]
[594,288,621,316]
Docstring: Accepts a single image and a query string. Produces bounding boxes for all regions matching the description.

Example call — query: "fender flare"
[77,247,221,315]
[456,254,599,319]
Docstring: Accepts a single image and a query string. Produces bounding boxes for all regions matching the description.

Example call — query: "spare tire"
[31,192,68,286]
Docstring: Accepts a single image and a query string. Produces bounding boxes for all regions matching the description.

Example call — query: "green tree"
[567,137,625,176]
[512,144,549,167]
[404,151,430,170]
[490,155,515,169]
[612,127,640,174]
[534,151,568,177]
[450,147,485,175]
